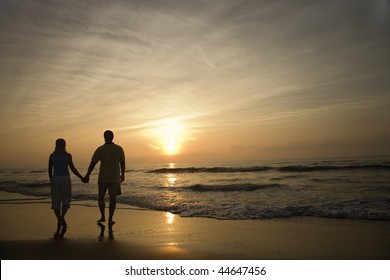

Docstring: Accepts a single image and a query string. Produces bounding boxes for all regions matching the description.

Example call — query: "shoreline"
[1,193,390,260]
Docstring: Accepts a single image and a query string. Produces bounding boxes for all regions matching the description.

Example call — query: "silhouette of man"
[85,130,125,225]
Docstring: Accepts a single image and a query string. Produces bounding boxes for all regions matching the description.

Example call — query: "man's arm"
[85,148,100,183]
[85,161,98,183]
[120,160,125,182]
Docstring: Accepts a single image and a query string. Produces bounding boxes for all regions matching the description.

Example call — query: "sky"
[1,0,390,168]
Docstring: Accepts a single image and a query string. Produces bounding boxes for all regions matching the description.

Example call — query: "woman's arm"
[48,155,54,182]
[68,154,83,180]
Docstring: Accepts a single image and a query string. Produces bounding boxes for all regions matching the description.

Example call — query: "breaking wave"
[187,183,283,192]
[148,164,390,174]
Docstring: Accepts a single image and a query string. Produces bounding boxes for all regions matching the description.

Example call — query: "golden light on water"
[164,164,177,187]
[167,174,177,186]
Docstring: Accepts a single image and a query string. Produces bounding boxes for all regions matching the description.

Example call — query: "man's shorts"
[98,182,122,198]
[51,176,71,210]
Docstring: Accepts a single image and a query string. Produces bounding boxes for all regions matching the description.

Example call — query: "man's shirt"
[91,143,125,183]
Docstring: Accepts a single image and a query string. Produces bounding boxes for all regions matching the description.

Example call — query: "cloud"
[148,143,161,151]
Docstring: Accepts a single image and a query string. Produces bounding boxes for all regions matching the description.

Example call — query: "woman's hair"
[54,138,67,154]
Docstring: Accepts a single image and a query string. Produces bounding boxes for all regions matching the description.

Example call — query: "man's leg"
[97,183,107,222]
[108,194,116,225]
[108,183,121,225]
[98,196,106,222]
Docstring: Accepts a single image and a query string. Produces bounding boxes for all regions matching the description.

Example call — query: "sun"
[163,134,182,155]
[166,139,178,155]
[150,118,185,156]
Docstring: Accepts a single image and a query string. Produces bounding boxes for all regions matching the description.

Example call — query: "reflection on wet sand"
[166,212,175,225]
[157,242,190,257]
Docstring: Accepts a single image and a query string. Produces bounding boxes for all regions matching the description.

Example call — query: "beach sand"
[1,193,389,260]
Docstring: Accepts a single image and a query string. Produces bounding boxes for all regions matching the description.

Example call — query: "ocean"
[1,157,389,220]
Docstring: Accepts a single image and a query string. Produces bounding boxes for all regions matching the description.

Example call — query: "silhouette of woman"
[48,138,85,238]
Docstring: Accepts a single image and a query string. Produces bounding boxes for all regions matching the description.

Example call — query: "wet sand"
[1,194,389,260]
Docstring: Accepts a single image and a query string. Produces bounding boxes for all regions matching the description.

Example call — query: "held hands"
[81,175,89,183]
[80,175,122,183]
